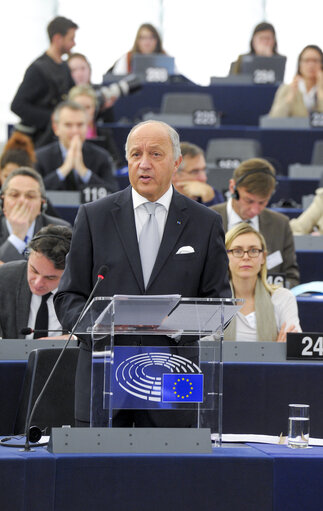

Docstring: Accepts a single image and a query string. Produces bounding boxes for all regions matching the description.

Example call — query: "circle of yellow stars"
[173,377,194,399]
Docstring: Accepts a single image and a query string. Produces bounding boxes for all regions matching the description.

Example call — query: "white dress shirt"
[227,198,259,231]
[132,185,173,241]
[6,218,36,254]
[26,289,63,339]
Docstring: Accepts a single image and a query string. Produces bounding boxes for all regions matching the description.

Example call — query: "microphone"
[20,327,69,336]
[22,265,108,451]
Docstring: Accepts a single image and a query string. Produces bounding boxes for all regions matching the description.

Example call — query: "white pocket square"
[176,246,195,255]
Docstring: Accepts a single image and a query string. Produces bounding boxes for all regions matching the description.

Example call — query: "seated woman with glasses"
[224,223,301,342]
[269,45,323,117]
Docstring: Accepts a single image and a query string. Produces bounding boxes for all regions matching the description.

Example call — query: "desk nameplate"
[287,332,323,360]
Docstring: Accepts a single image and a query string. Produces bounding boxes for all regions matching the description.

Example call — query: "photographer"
[11,16,78,147]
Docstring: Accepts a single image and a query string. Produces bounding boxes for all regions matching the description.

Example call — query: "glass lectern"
[75,295,242,445]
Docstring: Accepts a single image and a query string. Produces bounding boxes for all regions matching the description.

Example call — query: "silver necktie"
[139,202,160,287]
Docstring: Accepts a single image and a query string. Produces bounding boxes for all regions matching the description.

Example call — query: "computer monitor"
[240,55,287,84]
[132,54,175,82]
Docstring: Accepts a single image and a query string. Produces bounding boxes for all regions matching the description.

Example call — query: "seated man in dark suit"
[173,142,224,206]
[0,167,70,263]
[0,224,72,339]
[35,101,119,193]
[211,157,300,289]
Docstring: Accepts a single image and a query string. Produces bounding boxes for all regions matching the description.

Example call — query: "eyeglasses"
[180,168,209,177]
[300,58,322,64]
[227,248,263,258]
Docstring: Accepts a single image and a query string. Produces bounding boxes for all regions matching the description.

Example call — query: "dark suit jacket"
[54,186,231,421]
[0,213,70,263]
[0,261,31,339]
[212,202,300,288]
[35,141,118,192]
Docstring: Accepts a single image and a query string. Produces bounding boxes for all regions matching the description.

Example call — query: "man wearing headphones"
[0,167,70,263]
[0,224,72,339]
[211,157,300,289]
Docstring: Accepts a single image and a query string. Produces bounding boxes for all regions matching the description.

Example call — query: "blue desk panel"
[108,82,279,126]
[0,443,272,511]
[3,361,323,437]
[251,443,323,511]
[108,123,323,175]
[296,250,323,284]
[1,441,323,511]
[297,295,323,331]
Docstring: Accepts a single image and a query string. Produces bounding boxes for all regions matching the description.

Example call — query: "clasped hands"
[59,135,88,179]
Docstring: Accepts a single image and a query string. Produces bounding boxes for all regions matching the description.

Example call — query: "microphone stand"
[22,268,107,451]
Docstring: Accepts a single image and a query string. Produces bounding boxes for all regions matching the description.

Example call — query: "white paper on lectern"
[161,303,241,332]
[216,433,323,446]
[94,294,181,329]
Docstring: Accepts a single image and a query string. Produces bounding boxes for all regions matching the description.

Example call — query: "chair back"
[161,92,214,114]
[14,347,79,435]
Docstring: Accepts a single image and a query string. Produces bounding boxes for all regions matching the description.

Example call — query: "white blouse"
[234,287,301,342]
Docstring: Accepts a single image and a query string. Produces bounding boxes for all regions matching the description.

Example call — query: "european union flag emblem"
[162,373,204,403]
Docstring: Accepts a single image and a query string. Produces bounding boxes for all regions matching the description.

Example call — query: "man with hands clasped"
[35,101,118,192]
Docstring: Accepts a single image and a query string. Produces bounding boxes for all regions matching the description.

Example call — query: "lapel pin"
[177,220,182,225]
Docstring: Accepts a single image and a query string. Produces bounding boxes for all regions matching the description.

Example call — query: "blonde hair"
[68,84,97,105]
[225,223,275,294]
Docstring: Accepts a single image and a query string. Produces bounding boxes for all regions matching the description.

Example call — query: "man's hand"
[5,201,34,240]
[73,136,88,178]
[58,138,76,178]
[177,180,215,203]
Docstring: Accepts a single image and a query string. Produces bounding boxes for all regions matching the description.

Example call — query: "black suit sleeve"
[11,64,52,129]
[198,212,231,298]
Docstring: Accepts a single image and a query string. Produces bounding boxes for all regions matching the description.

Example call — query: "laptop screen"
[240,55,287,84]
[132,54,175,82]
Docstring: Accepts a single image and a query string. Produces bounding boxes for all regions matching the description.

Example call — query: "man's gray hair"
[125,120,181,160]
[1,167,46,199]
[53,100,86,123]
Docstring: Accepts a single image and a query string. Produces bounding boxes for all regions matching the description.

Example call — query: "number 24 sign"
[287,333,323,359]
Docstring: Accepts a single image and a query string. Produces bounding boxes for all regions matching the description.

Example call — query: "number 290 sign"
[287,333,323,360]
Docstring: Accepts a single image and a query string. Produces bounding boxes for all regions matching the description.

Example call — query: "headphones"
[0,190,47,214]
[231,168,278,200]
[31,234,68,243]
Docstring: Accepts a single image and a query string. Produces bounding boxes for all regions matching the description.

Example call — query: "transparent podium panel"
[91,342,225,436]
[74,295,243,444]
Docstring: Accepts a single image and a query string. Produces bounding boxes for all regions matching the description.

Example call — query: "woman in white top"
[269,45,323,117]
[224,223,301,342]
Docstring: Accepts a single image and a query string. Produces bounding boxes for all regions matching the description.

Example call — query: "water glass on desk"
[288,404,310,448]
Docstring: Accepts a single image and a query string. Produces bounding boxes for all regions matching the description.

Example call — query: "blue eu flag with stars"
[162,373,204,403]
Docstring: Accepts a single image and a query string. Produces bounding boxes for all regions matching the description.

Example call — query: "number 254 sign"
[287,333,323,359]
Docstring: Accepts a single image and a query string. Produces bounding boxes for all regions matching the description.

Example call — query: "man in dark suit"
[211,157,300,289]
[0,224,71,339]
[54,120,231,426]
[35,101,118,193]
[0,167,70,263]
